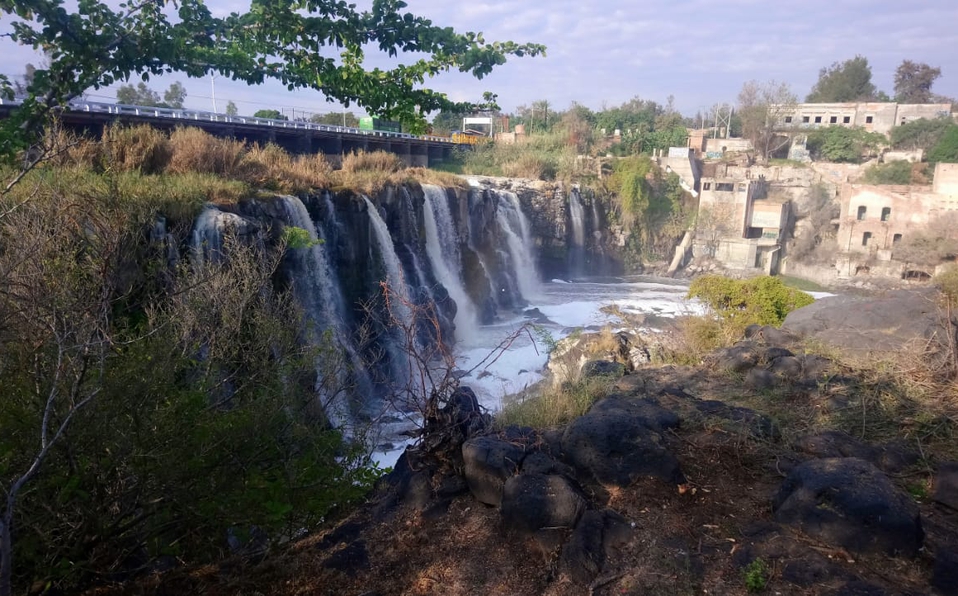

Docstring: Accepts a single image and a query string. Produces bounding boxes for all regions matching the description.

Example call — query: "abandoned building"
[693,167,789,274]
[835,163,958,277]
[774,102,953,136]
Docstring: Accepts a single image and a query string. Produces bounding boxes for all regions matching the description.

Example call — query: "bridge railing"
[0,98,460,144]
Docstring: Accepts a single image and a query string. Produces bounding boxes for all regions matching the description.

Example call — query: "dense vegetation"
[0,125,477,594]
[687,275,815,344]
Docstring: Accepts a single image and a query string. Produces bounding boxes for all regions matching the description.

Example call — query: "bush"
[0,169,376,592]
[687,275,814,338]
[861,160,914,185]
[890,117,957,151]
[928,125,958,164]
[806,126,885,163]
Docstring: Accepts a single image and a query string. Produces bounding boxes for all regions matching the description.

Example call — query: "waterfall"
[276,195,359,427]
[191,206,248,265]
[422,184,479,342]
[495,190,540,300]
[569,188,586,247]
[363,196,413,327]
[568,187,586,278]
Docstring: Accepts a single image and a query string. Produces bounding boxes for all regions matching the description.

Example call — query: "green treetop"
[0,0,545,160]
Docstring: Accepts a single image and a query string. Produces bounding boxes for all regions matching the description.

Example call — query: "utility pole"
[210,74,217,113]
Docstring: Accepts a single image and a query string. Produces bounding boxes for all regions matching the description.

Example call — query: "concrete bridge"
[0,99,467,167]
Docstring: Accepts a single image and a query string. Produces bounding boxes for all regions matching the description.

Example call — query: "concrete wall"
[704,137,752,154]
[934,163,958,197]
[775,102,952,136]
[884,150,923,163]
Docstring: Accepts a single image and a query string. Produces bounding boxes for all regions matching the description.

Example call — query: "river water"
[370,275,703,468]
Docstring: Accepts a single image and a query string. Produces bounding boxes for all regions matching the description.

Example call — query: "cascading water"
[276,195,364,427]
[568,187,586,278]
[191,206,249,265]
[495,190,540,300]
[363,196,414,326]
[422,184,479,342]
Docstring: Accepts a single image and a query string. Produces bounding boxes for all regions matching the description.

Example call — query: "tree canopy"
[0,0,545,159]
[806,56,876,103]
[116,81,186,108]
[894,60,942,104]
[738,80,797,160]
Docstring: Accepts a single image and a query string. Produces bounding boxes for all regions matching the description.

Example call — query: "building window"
[881,207,891,222]
[862,231,872,246]
[784,116,792,123]
[814,116,822,123]
[802,116,810,123]
[866,116,874,124]
[737,183,747,192]
[715,182,735,192]
[857,206,866,220]
[901,117,907,124]
[843,116,851,124]
[893,233,903,246]
[703,182,711,190]
[830,116,838,124]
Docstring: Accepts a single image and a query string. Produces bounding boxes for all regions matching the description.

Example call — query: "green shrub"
[744,558,769,592]
[806,126,885,163]
[928,125,958,164]
[861,160,914,185]
[688,275,814,338]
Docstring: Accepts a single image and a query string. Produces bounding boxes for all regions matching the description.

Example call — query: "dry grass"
[399,167,468,189]
[239,143,332,193]
[331,150,405,195]
[497,376,614,429]
[167,127,246,175]
[101,123,172,174]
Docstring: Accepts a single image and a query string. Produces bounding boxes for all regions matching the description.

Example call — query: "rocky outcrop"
[773,458,924,557]
[782,289,949,354]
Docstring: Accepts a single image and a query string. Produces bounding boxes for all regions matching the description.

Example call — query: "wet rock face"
[773,458,924,557]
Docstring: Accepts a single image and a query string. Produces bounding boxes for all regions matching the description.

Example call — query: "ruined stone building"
[774,102,953,136]
[834,163,958,277]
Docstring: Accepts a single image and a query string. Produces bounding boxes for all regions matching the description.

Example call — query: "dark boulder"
[588,396,680,432]
[561,410,685,487]
[745,367,777,390]
[773,458,923,557]
[932,547,958,596]
[795,431,920,475]
[559,509,632,585]
[934,461,958,511]
[581,359,626,379]
[500,474,586,534]
[713,342,760,373]
[694,400,780,440]
[462,437,525,506]
[770,355,804,379]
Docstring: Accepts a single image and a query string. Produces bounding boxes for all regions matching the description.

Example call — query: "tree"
[163,81,186,109]
[894,60,942,104]
[116,81,161,105]
[738,80,797,160]
[225,100,238,117]
[254,109,287,120]
[891,117,957,151]
[0,0,544,168]
[311,111,360,128]
[806,56,876,103]
[116,81,185,108]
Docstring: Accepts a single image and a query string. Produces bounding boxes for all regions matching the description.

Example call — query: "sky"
[2,0,957,120]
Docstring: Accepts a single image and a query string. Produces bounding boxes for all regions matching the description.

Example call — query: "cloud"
[1,0,956,117]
